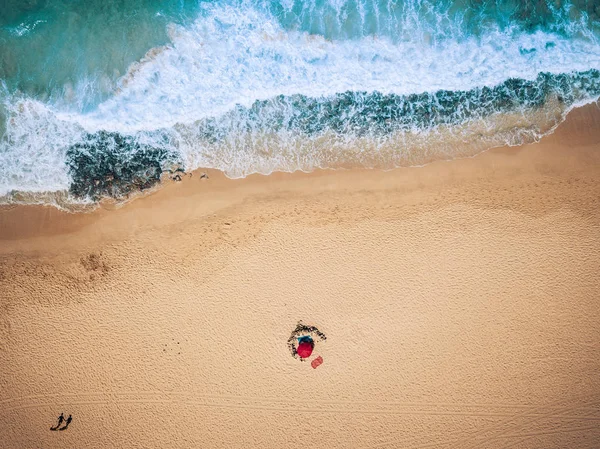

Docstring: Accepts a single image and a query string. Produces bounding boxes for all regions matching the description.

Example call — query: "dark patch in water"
[66,131,179,201]
[197,69,600,140]
[519,47,537,55]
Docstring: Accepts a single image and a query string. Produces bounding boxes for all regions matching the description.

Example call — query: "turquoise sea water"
[1,0,600,205]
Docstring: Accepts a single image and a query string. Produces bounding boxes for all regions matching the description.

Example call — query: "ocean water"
[1,0,600,206]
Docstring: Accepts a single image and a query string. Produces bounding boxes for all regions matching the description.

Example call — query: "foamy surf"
[1,0,600,207]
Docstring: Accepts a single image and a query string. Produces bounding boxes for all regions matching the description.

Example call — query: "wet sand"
[1,105,600,448]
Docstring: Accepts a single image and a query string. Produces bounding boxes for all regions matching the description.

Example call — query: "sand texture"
[1,105,600,448]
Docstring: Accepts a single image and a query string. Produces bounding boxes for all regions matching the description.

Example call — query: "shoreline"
[2,96,599,214]
[2,102,600,245]
[1,102,599,448]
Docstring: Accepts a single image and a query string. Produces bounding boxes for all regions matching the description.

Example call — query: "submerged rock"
[66,131,179,201]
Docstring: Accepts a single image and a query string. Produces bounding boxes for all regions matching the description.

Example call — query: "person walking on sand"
[58,415,72,431]
[50,413,64,431]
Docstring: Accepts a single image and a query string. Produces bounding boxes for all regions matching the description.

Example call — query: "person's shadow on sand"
[50,413,64,431]
[50,413,72,431]
[58,415,72,431]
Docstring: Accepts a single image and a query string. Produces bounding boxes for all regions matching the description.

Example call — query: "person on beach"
[58,415,72,431]
[50,413,64,431]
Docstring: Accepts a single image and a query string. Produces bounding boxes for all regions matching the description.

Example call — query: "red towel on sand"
[311,356,323,369]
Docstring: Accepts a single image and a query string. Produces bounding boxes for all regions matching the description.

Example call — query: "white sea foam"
[0,94,84,197]
[72,5,600,132]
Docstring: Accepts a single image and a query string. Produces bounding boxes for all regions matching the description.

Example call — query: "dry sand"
[1,105,600,448]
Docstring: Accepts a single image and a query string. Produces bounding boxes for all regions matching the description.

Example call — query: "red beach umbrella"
[297,341,313,359]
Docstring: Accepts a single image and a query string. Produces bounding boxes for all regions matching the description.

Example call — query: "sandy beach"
[1,104,600,448]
